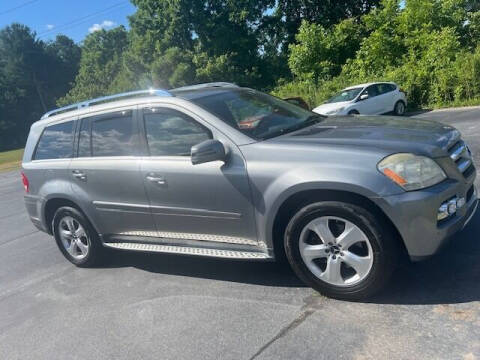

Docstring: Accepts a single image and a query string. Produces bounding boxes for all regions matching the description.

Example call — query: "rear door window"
[377,83,396,94]
[78,110,141,157]
[34,121,74,160]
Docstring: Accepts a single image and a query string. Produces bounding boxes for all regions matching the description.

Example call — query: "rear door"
[375,83,396,113]
[70,107,156,238]
[139,105,258,246]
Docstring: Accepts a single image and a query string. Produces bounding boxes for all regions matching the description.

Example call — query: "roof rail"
[41,89,173,119]
[172,82,239,92]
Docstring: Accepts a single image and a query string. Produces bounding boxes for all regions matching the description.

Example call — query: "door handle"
[72,170,87,181]
[146,174,166,185]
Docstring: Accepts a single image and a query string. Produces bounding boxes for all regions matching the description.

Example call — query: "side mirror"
[359,94,369,101]
[191,139,226,165]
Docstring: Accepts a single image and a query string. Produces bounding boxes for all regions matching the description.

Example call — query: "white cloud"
[88,20,116,33]
[46,24,55,30]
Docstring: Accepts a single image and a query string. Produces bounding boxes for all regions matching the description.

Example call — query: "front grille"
[448,140,475,178]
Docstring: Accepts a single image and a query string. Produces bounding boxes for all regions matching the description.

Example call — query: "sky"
[0,0,137,43]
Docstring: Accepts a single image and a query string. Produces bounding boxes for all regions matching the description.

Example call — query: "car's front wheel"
[53,206,103,267]
[284,201,397,300]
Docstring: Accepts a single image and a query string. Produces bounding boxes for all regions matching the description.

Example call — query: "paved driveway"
[0,108,479,360]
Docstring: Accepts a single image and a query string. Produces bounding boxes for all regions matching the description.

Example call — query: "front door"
[139,106,258,246]
[355,85,382,114]
[70,107,156,238]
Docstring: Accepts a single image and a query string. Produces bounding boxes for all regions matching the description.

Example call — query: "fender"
[251,164,401,250]
[39,178,101,235]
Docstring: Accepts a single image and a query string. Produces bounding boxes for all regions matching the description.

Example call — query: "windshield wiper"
[260,114,325,140]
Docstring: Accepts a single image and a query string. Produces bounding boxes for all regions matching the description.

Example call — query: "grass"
[429,97,480,110]
[0,148,23,172]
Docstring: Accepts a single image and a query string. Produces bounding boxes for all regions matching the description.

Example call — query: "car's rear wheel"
[284,201,397,300]
[394,101,406,116]
[53,206,103,267]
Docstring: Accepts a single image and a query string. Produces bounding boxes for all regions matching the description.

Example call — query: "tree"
[0,24,79,150]
[288,18,365,82]
[58,26,128,105]
[262,0,380,56]
[120,0,273,89]
[45,35,81,100]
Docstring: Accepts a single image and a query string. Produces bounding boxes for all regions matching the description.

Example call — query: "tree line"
[0,25,80,150]
[0,0,479,151]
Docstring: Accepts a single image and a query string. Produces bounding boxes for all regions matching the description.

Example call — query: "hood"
[267,115,459,158]
[312,101,350,115]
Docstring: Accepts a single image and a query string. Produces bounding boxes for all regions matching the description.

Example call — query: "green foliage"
[0,24,80,151]
[265,0,380,55]
[288,19,365,82]
[278,0,480,109]
[66,0,382,98]
[151,47,195,88]
[0,148,23,171]
[58,27,128,105]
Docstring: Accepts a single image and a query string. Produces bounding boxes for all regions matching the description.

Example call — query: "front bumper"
[376,180,478,261]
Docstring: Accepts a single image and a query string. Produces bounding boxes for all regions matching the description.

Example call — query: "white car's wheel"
[394,101,406,116]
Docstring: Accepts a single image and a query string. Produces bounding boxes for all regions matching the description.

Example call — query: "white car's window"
[361,85,380,98]
[377,83,396,95]
[326,88,363,103]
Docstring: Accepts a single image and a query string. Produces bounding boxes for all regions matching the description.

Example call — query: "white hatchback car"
[313,82,407,116]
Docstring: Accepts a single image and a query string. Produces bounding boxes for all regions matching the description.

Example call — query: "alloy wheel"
[298,216,374,286]
[58,216,90,260]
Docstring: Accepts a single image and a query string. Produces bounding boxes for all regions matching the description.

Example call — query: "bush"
[275,0,480,110]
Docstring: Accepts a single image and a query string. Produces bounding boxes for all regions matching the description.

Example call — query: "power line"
[37,1,129,39]
[38,1,128,37]
[0,0,41,16]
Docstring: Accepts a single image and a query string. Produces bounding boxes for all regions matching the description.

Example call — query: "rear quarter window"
[33,121,74,160]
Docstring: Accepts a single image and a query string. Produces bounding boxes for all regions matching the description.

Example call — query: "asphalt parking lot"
[0,107,479,360]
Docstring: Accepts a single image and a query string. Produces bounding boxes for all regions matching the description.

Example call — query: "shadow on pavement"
[102,246,306,288]
[406,108,433,117]
[371,209,480,305]
[99,209,479,302]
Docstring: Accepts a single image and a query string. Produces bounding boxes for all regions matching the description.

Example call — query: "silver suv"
[22,83,478,300]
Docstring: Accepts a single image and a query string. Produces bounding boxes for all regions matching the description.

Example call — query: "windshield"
[326,87,363,103]
[191,89,324,140]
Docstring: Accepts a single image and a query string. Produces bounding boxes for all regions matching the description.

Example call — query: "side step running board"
[103,242,271,260]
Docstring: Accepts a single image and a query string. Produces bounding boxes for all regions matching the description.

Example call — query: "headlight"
[377,153,446,191]
[326,107,344,115]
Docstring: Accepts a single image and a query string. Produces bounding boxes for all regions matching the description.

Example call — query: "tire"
[284,201,398,300]
[52,206,103,267]
[348,110,359,115]
[394,101,406,116]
